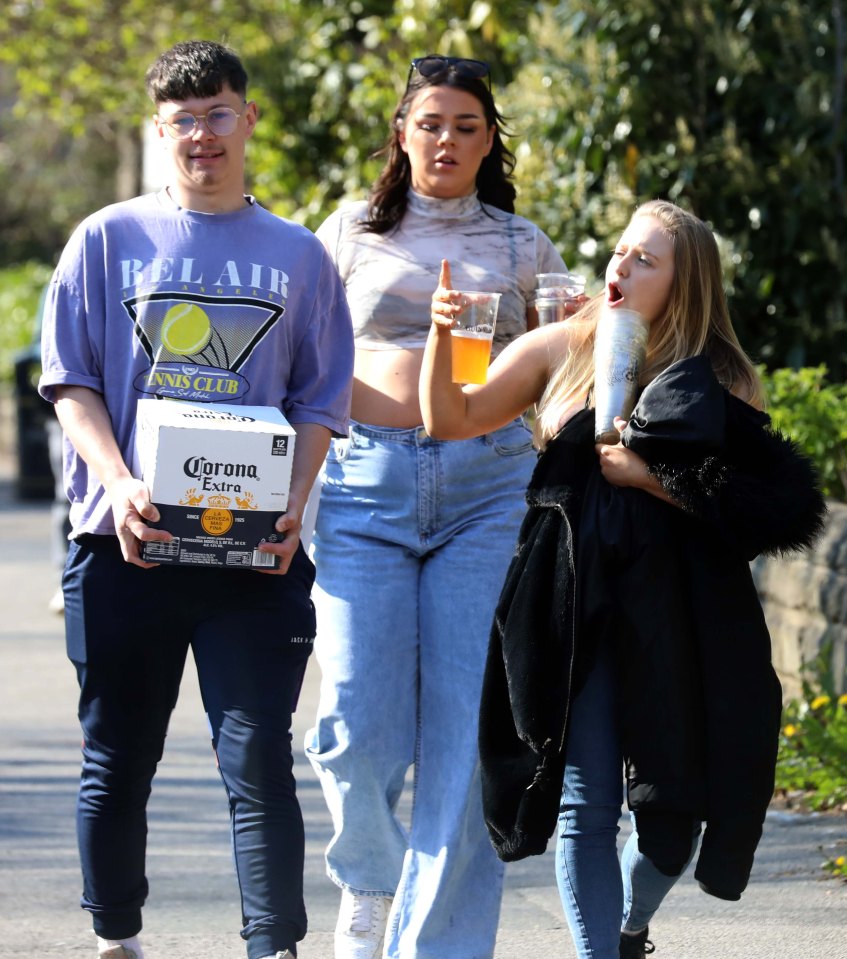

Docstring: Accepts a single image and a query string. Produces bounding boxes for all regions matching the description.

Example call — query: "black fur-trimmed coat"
[479,356,827,902]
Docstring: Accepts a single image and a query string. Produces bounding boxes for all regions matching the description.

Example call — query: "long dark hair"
[363,69,516,234]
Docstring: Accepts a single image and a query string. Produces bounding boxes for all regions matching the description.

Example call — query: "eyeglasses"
[159,106,242,140]
[406,56,491,90]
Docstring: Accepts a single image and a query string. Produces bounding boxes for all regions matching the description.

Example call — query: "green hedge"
[760,365,847,503]
[0,261,53,383]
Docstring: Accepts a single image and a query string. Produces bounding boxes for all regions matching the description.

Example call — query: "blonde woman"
[421,200,825,959]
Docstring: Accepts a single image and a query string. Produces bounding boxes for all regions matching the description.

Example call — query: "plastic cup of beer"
[534,272,587,326]
[450,291,501,385]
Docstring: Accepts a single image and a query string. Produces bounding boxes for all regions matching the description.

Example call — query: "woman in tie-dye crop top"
[304,55,568,959]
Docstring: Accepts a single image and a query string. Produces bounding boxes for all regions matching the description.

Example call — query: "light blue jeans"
[305,419,536,959]
[557,638,701,959]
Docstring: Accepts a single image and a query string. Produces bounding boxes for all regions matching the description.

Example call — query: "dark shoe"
[620,927,655,958]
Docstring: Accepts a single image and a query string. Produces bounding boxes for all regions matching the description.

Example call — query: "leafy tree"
[505,0,846,375]
[761,364,847,500]
[0,1,333,202]
[245,0,534,225]
[0,0,531,228]
[1,0,844,374]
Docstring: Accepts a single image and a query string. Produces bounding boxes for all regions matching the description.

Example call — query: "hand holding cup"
[431,259,501,385]
[534,271,587,325]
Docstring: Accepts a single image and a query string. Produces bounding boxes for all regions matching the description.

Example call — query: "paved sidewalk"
[0,480,844,959]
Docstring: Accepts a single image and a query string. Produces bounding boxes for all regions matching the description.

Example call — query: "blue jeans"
[305,419,536,959]
[556,638,701,959]
[63,534,315,959]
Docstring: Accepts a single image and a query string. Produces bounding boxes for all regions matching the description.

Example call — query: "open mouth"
[607,281,623,303]
[435,155,457,166]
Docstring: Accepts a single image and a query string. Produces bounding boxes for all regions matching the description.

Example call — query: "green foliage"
[821,845,847,880]
[760,365,847,501]
[1,0,845,371]
[0,263,53,384]
[775,655,847,814]
[244,0,533,227]
[504,0,847,375]
[0,0,531,229]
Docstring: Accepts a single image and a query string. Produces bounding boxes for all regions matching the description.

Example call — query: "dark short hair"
[145,40,248,104]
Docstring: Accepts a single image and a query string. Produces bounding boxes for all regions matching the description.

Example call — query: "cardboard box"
[135,399,296,569]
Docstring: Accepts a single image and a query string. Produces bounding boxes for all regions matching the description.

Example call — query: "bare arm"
[256,421,330,574]
[53,385,172,567]
[420,259,571,439]
[595,417,677,505]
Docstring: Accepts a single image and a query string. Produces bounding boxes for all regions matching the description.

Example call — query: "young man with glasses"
[39,40,353,959]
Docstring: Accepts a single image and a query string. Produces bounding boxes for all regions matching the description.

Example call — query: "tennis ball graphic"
[161,304,212,356]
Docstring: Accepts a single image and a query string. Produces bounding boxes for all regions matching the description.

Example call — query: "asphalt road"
[1,479,844,959]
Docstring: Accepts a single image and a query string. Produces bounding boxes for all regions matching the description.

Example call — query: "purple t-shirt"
[39,189,353,537]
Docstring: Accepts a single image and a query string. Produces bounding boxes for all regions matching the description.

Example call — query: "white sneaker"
[334,890,392,959]
[96,934,143,959]
[48,584,65,614]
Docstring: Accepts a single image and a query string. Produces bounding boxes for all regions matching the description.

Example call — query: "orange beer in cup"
[449,291,501,385]
[451,330,494,384]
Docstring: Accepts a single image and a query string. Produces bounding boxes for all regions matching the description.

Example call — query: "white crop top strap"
[316,189,567,354]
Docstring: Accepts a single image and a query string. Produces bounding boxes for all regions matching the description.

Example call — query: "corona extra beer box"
[135,399,296,569]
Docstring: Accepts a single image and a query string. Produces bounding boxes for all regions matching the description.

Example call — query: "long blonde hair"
[534,200,764,448]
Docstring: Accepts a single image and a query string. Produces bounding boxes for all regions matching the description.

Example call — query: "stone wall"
[752,499,847,700]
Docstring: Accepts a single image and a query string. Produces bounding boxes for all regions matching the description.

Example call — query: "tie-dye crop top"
[316,190,567,355]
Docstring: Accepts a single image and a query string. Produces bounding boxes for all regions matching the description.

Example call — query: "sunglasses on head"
[406,55,491,91]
